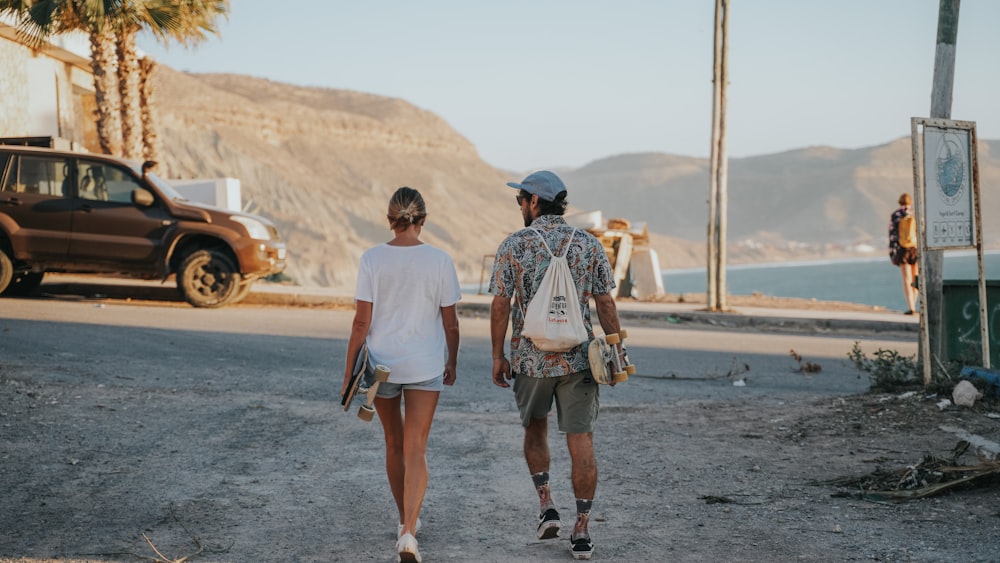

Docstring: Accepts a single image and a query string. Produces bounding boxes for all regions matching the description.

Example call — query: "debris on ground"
[790,349,822,373]
[953,380,983,407]
[815,440,1000,503]
[698,495,768,506]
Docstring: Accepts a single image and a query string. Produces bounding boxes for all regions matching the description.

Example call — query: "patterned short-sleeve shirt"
[489,214,616,378]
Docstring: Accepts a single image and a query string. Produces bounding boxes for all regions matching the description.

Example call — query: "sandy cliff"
[155,68,522,290]
[154,68,998,290]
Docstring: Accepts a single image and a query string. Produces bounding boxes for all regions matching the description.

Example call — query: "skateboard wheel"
[626,365,636,375]
[358,405,375,421]
[605,333,621,345]
[619,328,628,340]
[374,365,391,382]
[613,371,628,382]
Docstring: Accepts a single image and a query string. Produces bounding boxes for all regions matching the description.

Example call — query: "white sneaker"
[397,517,422,539]
[397,532,421,563]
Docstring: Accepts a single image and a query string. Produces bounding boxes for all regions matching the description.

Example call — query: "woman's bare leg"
[398,389,440,537]
[900,263,917,312]
[374,395,405,524]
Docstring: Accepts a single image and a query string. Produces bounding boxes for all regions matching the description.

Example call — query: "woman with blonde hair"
[342,187,461,562]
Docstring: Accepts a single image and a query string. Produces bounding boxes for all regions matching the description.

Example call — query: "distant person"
[889,192,919,315]
[341,186,461,563]
[489,170,624,561]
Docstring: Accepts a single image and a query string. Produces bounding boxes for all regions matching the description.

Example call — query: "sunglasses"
[515,193,529,205]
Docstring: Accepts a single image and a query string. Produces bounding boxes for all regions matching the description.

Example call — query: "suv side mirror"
[132,188,154,207]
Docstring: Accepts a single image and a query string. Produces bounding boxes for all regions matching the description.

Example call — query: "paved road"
[0,294,914,404]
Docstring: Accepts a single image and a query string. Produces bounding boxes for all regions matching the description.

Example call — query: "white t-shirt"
[355,243,462,384]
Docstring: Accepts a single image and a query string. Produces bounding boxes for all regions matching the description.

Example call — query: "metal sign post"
[910,117,989,385]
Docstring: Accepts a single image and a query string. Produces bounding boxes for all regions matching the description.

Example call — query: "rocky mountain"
[153,67,998,290]
[562,140,1000,257]
[155,67,524,291]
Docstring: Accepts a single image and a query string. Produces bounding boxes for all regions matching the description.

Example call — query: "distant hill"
[154,67,522,290]
[563,140,999,253]
[153,67,999,290]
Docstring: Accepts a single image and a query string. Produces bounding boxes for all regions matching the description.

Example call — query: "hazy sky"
[139,1,1000,172]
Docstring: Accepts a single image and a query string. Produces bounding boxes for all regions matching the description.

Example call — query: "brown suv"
[0,145,286,307]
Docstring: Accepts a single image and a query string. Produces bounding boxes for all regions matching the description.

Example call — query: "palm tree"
[116,17,144,160]
[92,20,124,156]
[120,0,230,162]
[138,55,163,172]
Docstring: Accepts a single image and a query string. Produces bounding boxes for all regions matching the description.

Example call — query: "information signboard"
[911,117,989,373]
[922,125,975,250]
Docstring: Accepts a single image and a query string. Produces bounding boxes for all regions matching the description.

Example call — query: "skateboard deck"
[341,344,391,421]
[588,329,635,385]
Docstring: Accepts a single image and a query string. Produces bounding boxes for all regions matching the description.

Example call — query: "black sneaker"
[570,536,594,560]
[536,508,561,540]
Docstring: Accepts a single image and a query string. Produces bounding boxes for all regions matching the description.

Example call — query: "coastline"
[663,248,1000,275]
[662,251,1000,312]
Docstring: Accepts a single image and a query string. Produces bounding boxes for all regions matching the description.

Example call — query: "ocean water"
[663,252,1000,312]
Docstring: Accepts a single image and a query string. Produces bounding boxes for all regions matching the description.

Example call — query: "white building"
[0,15,99,151]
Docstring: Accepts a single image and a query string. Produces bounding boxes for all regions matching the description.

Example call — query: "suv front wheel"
[0,249,43,296]
[177,249,241,308]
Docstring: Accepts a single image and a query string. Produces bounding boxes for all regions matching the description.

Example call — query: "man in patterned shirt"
[489,170,623,561]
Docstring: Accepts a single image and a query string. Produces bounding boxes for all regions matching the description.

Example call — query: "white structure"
[169,178,242,212]
[0,15,97,150]
[566,209,665,299]
[630,247,666,300]
[565,210,604,230]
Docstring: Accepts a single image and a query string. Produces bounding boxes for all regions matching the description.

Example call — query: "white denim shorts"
[375,375,445,398]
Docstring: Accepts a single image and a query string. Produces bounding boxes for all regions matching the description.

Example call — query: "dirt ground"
[1,296,999,563]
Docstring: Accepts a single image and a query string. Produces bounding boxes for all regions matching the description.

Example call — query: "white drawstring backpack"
[520,228,589,352]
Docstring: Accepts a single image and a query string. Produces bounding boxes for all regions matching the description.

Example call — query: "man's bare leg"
[566,432,596,538]
[567,432,596,559]
[526,416,561,539]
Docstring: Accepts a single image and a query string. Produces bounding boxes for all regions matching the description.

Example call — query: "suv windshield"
[135,166,187,202]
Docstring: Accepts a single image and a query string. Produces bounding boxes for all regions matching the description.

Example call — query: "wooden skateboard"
[588,329,635,384]
[341,343,391,421]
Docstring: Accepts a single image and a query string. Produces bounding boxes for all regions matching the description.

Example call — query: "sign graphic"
[923,125,974,249]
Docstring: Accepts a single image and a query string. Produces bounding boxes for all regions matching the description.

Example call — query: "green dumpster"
[941,279,1000,367]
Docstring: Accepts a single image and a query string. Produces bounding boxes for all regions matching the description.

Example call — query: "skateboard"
[341,343,391,421]
[588,329,635,384]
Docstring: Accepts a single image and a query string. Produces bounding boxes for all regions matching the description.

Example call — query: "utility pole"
[925,0,960,372]
[707,0,730,312]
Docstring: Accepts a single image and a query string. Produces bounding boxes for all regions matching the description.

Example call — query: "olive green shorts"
[512,369,599,434]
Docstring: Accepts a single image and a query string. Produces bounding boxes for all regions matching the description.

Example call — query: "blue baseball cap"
[506,170,567,202]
